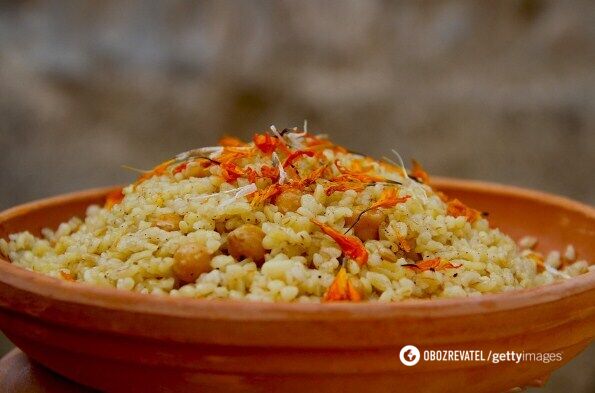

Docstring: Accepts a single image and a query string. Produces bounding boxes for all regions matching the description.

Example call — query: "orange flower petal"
[446,198,480,223]
[244,167,259,183]
[221,162,245,182]
[370,188,411,210]
[260,165,280,182]
[398,238,412,253]
[253,133,279,154]
[346,278,362,301]
[283,150,315,168]
[325,182,367,196]
[173,162,188,174]
[133,159,175,186]
[334,160,384,183]
[218,147,252,165]
[323,267,362,302]
[403,257,461,272]
[105,188,124,209]
[250,184,282,206]
[312,219,368,266]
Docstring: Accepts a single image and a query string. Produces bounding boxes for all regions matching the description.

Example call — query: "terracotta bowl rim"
[0,178,593,320]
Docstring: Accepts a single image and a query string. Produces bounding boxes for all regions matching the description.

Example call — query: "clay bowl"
[0,178,593,393]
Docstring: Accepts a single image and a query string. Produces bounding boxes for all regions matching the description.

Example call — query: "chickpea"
[404,250,422,262]
[344,214,356,228]
[275,190,302,213]
[151,213,181,231]
[185,162,210,178]
[227,224,266,265]
[172,243,212,283]
[353,209,385,241]
[215,220,227,234]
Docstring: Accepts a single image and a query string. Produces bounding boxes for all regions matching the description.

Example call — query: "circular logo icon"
[399,345,421,366]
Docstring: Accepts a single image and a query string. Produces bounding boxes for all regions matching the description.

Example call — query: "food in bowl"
[1,128,590,302]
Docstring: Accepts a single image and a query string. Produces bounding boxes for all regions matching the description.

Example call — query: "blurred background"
[0,0,593,391]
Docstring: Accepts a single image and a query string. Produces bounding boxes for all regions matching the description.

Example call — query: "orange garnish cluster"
[106,128,491,304]
[403,257,461,272]
[311,219,368,266]
[323,267,362,302]
[446,198,480,223]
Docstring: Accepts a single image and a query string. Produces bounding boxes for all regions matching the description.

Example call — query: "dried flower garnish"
[218,147,252,165]
[402,257,461,272]
[325,182,367,196]
[134,159,175,186]
[398,238,412,253]
[250,184,282,206]
[446,198,480,223]
[241,167,257,183]
[219,135,246,147]
[173,162,188,175]
[60,271,75,281]
[221,162,245,182]
[311,219,368,266]
[323,266,362,302]
[411,159,429,184]
[334,160,385,183]
[253,133,279,154]
[369,188,411,210]
[105,188,124,209]
[300,164,328,187]
[283,150,315,168]
[346,188,410,233]
[260,165,280,182]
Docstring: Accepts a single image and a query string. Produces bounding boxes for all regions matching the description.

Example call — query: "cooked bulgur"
[1,128,590,302]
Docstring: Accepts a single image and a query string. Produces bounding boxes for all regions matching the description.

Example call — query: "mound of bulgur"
[1,128,590,302]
